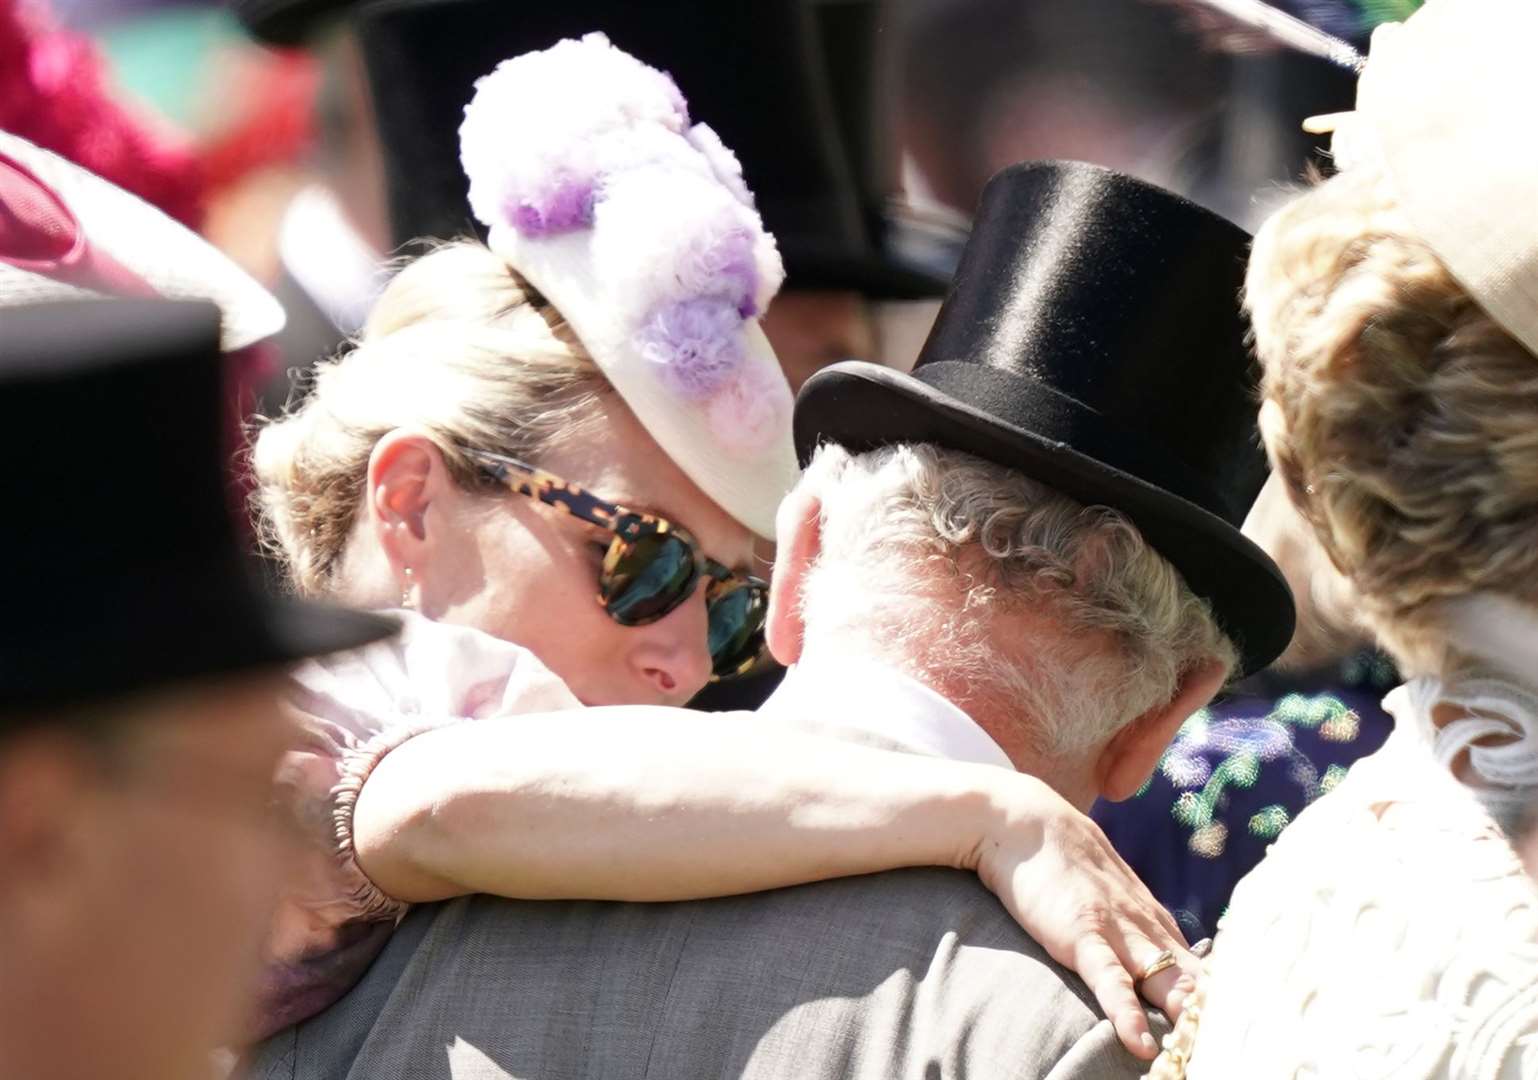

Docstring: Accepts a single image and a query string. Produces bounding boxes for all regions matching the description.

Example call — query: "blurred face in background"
[760,290,877,393]
[760,290,942,391]
[0,674,295,1080]
[753,290,938,568]
[313,27,391,255]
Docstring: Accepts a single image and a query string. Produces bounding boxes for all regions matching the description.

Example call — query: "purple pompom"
[504,174,597,236]
[712,229,761,317]
[635,297,745,400]
[676,227,760,317]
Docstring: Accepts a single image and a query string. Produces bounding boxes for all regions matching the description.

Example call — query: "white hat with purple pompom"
[458,33,798,539]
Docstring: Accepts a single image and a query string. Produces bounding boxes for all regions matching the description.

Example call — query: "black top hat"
[795,161,1295,676]
[0,299,394,717]
[345,0,950,298]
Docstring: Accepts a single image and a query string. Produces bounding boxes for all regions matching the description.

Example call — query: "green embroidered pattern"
[1145,692,1371,857]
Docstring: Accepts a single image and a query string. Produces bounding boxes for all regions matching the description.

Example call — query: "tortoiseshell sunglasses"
[463,448,769,681]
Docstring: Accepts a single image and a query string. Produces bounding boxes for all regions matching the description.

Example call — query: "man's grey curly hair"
[795,443,1237,755]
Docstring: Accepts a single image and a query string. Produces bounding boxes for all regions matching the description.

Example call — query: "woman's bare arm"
[352,709,1190,1059]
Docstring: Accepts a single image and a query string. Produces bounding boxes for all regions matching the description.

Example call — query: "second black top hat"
[0,298,394,715]
[796,160,1295,675]
[338,0,951,298]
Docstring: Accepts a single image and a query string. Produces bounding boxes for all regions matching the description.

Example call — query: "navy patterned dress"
[1092,651,1399,940]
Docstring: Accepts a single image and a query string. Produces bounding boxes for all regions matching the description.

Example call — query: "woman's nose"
[628,591,713,702]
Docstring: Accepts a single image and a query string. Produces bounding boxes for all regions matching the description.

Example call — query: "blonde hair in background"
[251,240,612,598]
[795,443,1237,755]
[1246,165,1538,677]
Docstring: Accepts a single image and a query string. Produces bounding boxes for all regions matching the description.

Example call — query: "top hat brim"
[251,594,401,672]
[3,546,399,717]
[795,361,1295,677]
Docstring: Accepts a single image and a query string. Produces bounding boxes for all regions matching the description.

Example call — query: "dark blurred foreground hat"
[0,299,395,716]
[328,0,954,298]
[795,160,1295,675]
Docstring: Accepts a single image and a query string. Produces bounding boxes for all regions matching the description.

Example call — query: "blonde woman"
[1149,2,1538,1075]
[250,36,1195,1057]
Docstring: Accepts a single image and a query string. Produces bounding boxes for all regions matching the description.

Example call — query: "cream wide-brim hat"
[485,196,800,542]
[0,129,285,352]
[459,34,800,540]
[1307,0,1538,356]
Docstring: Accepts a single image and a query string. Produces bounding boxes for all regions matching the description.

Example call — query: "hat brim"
[251,594,401,669]
[794,361,1295,677]
[1,569,398,717]
[0,132,286,351]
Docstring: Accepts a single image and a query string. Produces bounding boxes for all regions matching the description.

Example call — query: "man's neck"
[788,645,1098,809]
[932,677,1099,810]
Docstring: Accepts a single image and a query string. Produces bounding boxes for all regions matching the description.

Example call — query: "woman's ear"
[365,431,455,592]
[1258,398,1289,472]
[765,488,822,667]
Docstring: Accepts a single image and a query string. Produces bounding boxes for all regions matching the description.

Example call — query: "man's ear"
[765,487,822,667]
[1094,657,1229,801]
[365,431,454,589]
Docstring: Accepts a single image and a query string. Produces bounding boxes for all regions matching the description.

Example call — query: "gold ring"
[1136,949,1178,985]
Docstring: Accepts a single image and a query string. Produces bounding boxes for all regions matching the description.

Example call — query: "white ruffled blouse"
[1160,674,1538,1079]
[253,611,580,1039]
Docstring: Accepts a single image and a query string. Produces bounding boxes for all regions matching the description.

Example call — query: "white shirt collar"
[759,656,1014,771]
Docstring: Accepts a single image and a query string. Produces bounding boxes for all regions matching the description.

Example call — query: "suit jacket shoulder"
[254,868,1157,1080]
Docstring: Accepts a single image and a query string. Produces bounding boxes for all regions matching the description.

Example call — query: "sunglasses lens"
[708,579,768,679]
[601,533,699,625]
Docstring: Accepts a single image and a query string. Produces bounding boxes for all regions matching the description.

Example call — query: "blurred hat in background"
[0,298,395,716]
[0,129,285,350]
[237,0,959,298]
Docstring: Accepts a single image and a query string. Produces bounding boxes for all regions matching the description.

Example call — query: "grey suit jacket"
[250,865,1161,1080]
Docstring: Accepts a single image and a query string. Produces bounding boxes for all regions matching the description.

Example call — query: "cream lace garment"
[1147,662,1538,1080]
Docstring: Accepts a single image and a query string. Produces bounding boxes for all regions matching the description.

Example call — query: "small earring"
[401,566,415,610]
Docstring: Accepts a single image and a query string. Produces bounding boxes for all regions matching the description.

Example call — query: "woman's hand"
[966,776,1197,1060]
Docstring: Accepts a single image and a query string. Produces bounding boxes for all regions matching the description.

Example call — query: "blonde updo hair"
[1246,165,1538,675]
[251,240,612,597]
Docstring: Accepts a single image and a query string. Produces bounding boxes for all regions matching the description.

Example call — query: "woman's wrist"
[963,769,1062,886]
[882,759,1039,877]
